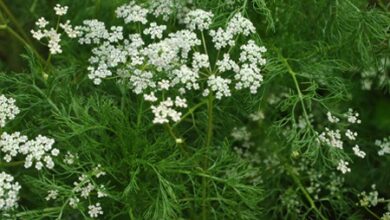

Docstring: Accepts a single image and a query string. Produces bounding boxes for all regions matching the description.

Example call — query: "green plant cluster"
[0,0,389,219]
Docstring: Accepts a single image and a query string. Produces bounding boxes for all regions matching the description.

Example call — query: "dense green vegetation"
[0,0,389,219]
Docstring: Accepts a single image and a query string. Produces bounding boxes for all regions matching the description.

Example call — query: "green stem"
[278,51,311,127]
[0,0,33,46]
[201,31,212,73]
[286,166,327,220]
[172,99,208,128]
[0,160,25,167]
[9,207,62,218]
[0,23,46,64]
[165,124,188,157]
[202,94,214,220]
[363,206,381,220]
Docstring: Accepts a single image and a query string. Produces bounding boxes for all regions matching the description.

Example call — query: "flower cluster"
[318,127,343,149]
[32,3,267,125]
[72,166,107,200]
[231,126,254,149]
[88,203,104,218]
[149,0,191,21]
[31,4,77,54]
[54,4,68,16]
[336,160,351,174]
[43,165,108,218]
[0,95,19,128]
[317,110,365,174]
[184,9,213,31]
[0,172,21,211]
[116,1,148,24]
[144,22,167,39]
[63,151,78,165]
[358,184,386,207]
[358,184,390,220]
[0,132,59,170]
[151,97,187,124]
[0,94,59,212]
[375,136,390,156]
[0,95,59,170]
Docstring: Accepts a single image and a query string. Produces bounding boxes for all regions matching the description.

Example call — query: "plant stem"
[172,99,208,128]
[364,206,381,220]
[0,160,25,167]
[278,51,311,127]
[286,165,327,220]
[10,207,62,218]
[0,0,33,46]
[202,94,214,220]
[0,23,46,64]
[201,31,213,73]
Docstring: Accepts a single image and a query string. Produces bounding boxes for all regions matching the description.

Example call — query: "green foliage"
[0,0,389,219]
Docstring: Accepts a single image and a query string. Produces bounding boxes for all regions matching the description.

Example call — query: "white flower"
[97,185,107,198]
[209,28,235,49]
[87,64,112,85]
[93,164,106,178]
[142,41,180,71]
[36,17,49,28]
[31,29,45,40]
[69,197,79,208]
[345,129,358,141]
[0,95,20,128]
[227,13,255,36]
[249,111,265,121]
[345,108,361,124]
[60,20,79,38]
[64,151,78,165]
[170,65,200,91]
[337,160,351,174]
[88,203,104,218]
[318,128,343,149]
[375,137,390,156]
[45,28,62,54]
[184,9,214,31]
[151,98,182,124]
[231,127,251,143]
[129,70,156,94]
[216,54,240,73]
[116,1,148,24]
[358,185,385,207]
[143,22,166,39]
[0,172,21,211]
[144,92,158,102]
[239,40,266,65]
[353,145,366,158]
[54,4,68,16]
[192,52,210,71]
[20,135,58,170]
[202,89,210,97]
[326,112,340,123]
[207,75,231,99]
[0,132,28,162]
[174,97,187,108]
[158,80,170,91]
[75,20,110,45]
[45,190,59,201]
[234,64,263,94]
